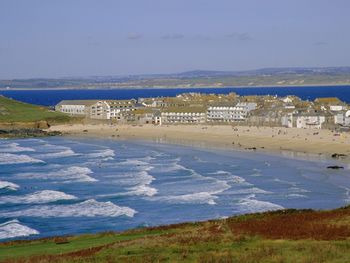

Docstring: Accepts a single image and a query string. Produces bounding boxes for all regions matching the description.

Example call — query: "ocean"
[1,85,350,106]
[0,137,349,241]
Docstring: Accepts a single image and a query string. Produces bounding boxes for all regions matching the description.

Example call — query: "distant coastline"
[1,83,350,91]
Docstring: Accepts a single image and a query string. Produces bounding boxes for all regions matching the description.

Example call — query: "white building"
[55,99,137,120]
[207,102,257,122]
[55,100,95,115]
[161,107,206,124]
[296,114,326,129]
[334,110,350,126]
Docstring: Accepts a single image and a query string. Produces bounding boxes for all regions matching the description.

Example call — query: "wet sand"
[48,124,350,162]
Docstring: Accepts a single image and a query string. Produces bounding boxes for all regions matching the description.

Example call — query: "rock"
[327,165,344,170]
[35,120,50,129]
[331,153,347,159]
[245,147,257,151]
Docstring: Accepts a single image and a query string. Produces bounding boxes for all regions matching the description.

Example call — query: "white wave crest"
[0,153,44,165]
[238,194,284,213]
[87,149,115,158]
[0,143,35,153]
[233,187,271,195]
[36,149,77,158]
[0,219,39,240]
[16,166,97,183]
[151,192,217,205]
[122,185,158,197]
[0,190,77,204]
[0,180,19,191]
[1,199,136,218]
[209,170,230,175]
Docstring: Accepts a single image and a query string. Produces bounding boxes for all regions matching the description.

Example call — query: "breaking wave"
[237,194,284,213]
[150,192,217,205]
[36,149,78,159]
[0,219,39,240]
[0,143,35,153]
[1,199,136,218]
[0,153,44,165]
[87,149,115,159]
[0,180,19,191]
[16,166,97,183]
[0,190,77,204]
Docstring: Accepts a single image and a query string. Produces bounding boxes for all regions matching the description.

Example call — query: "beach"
[48,124,350,160]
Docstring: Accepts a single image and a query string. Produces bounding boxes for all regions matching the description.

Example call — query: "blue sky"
[0,0,349,79]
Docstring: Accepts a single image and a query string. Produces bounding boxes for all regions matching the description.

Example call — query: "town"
[55,93,350,130]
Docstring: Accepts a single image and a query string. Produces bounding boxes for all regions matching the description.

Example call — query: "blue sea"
[0,137,349,241]
[1,85,350,106]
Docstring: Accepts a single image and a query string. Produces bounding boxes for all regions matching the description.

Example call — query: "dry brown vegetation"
[2,207,350,262]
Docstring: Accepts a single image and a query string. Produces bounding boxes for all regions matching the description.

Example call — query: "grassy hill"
[1,206,350,262]
[0,95,70,124]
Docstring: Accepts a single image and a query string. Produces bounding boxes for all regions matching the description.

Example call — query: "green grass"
[1,207,350,262]
[0,95,70,123]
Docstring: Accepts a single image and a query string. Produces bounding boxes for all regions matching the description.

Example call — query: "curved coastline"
[48,123,350,164]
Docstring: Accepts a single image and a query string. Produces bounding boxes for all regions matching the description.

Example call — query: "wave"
[0,143,35,153]
[237,194,284,213]
[87,149,115,159]
[0,219,39,240]
[0,180,19,191]
[122,185,158,197]
[118,159,150,167]
[114,170,157,197]
[0,190,77,204]
[16,166,97,183]
[150,192,217,205]
[35,149,78,159]
[286,193,307,198]
[233,187,271,195]
[208,170,230,175]
[1,199,136,218]
[0,153,44,165]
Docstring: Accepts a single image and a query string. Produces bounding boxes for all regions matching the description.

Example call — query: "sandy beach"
[48,124,350,161]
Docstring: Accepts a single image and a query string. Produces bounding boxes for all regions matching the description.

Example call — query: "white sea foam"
[116,170,158,197]
[1,199,136,218]
[238,194,284,213]
[0,153,44,165]
[118,159,150,167]
[16,166,97,183]
[151,192,217,205]
[122,185,158,197]
[0,219,39,239]
[36,149,78,158]
[209,170,230,175]
[286,193,307,198]
[233,187,271,195]
[0,143,35,153]
[0,180,19,191]
[87,149,115,158]
[0,190,77,204]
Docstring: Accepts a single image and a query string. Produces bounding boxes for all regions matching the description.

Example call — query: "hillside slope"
[0,95,70,124]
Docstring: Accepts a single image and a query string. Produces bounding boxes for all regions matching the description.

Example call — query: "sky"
[0,0,349,79]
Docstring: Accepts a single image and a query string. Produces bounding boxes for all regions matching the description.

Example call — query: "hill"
[1,206,350,262]
[1,66,350,89]
[0,95,70,124]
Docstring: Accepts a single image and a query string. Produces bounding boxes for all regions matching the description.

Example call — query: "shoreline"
[48,124,350,164]
[1,83,350,91]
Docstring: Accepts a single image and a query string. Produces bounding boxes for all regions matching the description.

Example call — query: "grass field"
[0,96,70,124]
[1,206,350,262]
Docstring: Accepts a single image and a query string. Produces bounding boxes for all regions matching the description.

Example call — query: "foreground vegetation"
[1,206,350,262]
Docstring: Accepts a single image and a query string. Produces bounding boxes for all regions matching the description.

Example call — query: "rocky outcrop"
[0,128,61,138]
